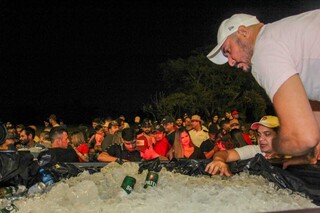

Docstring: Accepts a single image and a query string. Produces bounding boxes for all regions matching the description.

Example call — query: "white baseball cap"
[207,14,260,65]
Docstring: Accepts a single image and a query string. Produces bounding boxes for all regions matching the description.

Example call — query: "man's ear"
[237,25,248,37]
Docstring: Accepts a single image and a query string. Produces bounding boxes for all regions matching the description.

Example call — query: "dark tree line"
[143,52,274,123]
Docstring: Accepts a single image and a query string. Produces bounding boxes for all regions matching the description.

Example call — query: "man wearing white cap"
[207,10,320,157]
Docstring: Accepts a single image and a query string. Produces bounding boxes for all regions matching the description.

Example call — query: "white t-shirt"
[252,9,320,102]
[235,145,262,160]
[189,126,209,148]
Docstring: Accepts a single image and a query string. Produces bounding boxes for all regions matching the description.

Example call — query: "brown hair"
[172,127,194,158]
[70,130,86,147]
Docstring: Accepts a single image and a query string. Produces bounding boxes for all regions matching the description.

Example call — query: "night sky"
[1,0,319,125]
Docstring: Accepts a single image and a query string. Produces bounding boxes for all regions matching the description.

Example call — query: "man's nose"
[228,57,236,67]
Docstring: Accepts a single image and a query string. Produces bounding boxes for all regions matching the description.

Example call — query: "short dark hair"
[22,127,36,139]
[49,127,67,143]
[219,119,229,127]
[122,128,136,141]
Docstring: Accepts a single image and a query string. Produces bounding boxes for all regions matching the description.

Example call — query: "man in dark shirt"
[162,116,176,146]
[200,128,219,159]
[97,127,141,162]
[38,127,79,165]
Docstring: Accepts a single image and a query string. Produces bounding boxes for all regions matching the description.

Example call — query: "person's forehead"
[257,125,273,132]
[142,126,151,128]
[180,131,188,136]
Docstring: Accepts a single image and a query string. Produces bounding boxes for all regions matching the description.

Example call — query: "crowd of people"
[1,110,318,177]
[0,9,318,181]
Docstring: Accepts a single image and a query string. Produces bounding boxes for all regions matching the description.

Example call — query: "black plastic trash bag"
[162,158,211,176]
[38,152,83,182]
[41,162,83,183]
[138,158,163,174]
[167,158,210,176]
[138,158,210,176]
[0,151,40,188]
[231,154,320,205]
[42,162,84,182]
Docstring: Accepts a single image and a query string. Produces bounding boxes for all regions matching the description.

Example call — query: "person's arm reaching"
[205,149,241,177]
[97,152,125,162]
[282,143,319,169]
[273,74,320,156]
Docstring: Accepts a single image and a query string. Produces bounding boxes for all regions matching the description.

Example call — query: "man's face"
[109,125,119,134]
[257,125,276,154]
[163,123,174,132]
[184,118,191,127]
[229,119,240,130]
[92,122,99,129]
[19,130,30,145]
[123,139,136,152]
[191,120,200,129]
[233,114,239,119]
[154,131,165,142]
[176,118,183,126]
[60,132,70,148]
[213,115,219,122]
[142,126,152,135]
[209,133,216,141]
[222,33,254,72]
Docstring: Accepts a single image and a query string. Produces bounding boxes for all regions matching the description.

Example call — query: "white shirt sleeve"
[235,145,262,160]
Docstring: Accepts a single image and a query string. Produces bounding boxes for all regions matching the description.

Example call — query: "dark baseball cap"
[161,116,175,125]
[153,125,165,133]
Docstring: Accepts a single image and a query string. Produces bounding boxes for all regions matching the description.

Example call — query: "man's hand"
[205,160,232,177]
[282,144,319,169]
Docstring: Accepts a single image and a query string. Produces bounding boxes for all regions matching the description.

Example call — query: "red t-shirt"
[153,137,171,157]
[77,143,89,162]
[242,133,253,145]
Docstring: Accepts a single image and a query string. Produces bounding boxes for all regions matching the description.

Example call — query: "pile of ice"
[6,162,320,213]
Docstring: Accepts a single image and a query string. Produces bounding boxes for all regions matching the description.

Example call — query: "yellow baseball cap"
[250,116,279,130]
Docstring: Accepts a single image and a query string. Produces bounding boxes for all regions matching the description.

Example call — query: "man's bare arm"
[273,74,320,156]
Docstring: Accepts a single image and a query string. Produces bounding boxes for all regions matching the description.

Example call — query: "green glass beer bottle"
[0,187,14,199]
[144,171,159,188]
[0,203,19,213]
[0,186,27,199]
[120,176,136,194]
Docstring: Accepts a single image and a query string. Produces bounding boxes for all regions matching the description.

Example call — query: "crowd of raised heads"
[7,112,317,170]
[0,110,264,164]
